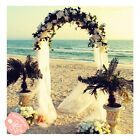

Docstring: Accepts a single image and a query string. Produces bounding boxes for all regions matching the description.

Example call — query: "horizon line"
[7,38,133,41]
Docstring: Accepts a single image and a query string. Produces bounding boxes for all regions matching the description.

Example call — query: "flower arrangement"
[76,120,111,134]
[33,7,107,50]
[14,106,48,126]
[19,106,38,126]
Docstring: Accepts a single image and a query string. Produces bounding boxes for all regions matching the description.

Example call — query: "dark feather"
[78,58,133,106]
[25,55,42,80]
[7,58,23,86]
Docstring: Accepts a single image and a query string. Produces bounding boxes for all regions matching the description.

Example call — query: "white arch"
[37,39,108,125]
[33,7,109,125]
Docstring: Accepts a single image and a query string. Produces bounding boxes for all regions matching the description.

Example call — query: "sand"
[7,55,133,134]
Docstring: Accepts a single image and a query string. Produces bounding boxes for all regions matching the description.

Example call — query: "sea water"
[7,40,133,64]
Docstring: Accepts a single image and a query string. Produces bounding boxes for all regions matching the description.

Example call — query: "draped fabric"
[58,82,94,114]
[58,82,108,122]
[94,46,109,69]
[37,40,109,124]
[58,46,109,121]
[37,40,57,124]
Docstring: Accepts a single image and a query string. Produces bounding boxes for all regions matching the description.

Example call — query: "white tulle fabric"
[37,40,109,123]
[94,46,109,69]
[37,40,57,124]
[58,45,109,121]
[58,82,93,114]
[58,82,108,121]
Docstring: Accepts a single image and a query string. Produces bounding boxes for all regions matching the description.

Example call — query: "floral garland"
[76,120,111,134]
[33,7,107,50]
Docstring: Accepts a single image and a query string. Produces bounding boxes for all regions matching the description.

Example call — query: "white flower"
[96,42,102,46]
[72,9,77,15]
[54,25,58,30]
[93,28,99,34]
[95,127,99,132]
[41,26,46,31]
[27,106,33,111]
[64,10,69,16]
[91,126,95,129]
[77,121,111,134]
[102,38,107,43]
[56,11,64,19]
[64,16,69,21]
[77,21,84,27]
[46,22,53,30]
[94,121,102,128]
[52,20,57,24]
[20,107,25,111]
[106,124,110,128]
[37,23,42,30]
[76,128,80,133]
[86,15,91,21]
[90,129,94,133]
[91,34,100,40]
[21,111,29,117]
[83,18,87,23]
[69,9,73,13]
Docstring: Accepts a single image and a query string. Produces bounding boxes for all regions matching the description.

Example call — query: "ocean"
[7,40,133,64]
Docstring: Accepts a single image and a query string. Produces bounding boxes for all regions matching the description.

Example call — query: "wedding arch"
[32,7,109,124]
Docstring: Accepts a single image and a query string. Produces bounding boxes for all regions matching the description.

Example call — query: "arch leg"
[37,40,57,125]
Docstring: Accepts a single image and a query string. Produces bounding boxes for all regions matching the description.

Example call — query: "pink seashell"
[5,112,29,135]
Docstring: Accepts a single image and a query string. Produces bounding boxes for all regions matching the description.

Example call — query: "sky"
[7,6,133,40]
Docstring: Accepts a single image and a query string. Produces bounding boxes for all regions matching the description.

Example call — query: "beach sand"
[7,55,133,134]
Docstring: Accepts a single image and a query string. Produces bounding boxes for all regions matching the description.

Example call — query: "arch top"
[32,7,107,50]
